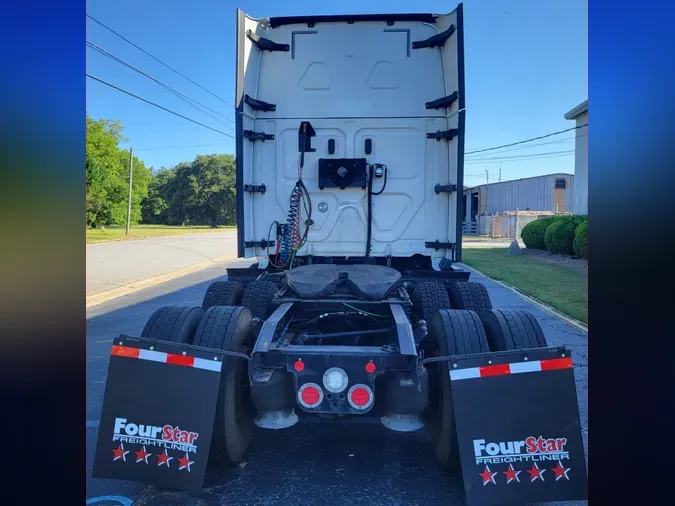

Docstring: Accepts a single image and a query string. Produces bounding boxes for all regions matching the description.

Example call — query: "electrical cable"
[466,149,574,162]
[86,40,234,127]
[465,124,588,155]
[464,134,586,158]
[86,14,236,109]
[86,73,235,138]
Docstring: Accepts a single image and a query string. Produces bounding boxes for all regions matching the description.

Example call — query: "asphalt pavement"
[86,230,238,296]
[86,264,588,506]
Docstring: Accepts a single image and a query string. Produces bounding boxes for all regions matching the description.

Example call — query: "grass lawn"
[86,224,236,244]
[461,248,588,324]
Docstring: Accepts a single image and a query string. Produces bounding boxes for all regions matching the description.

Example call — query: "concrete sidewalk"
[86,229,240,297]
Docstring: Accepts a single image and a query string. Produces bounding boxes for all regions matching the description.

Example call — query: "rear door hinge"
[246,29,289,52]
[434,184,457,194]
[244,94,276,112]
[244,184,267,194]
[245,239,275,248]
[244,130,275,142]
[427,129,459,141]
[412,24,456,49]
[425,241,455,251]
[426,91,459,110]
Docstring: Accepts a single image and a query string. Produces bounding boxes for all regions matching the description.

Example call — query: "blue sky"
[86,0,587,185]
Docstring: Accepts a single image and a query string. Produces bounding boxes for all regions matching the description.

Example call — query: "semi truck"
[93,5,587,505]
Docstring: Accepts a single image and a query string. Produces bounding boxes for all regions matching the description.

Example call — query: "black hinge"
[426,91,459,110]
[246,29,289,52]
[244,184,267,194]
[244,94,276,112]
[243,130,274,142]
[427,129,459,141]
[245,239,275,248]
[412,24,456,49]
[434,184,457,194]
[425,241,455,251]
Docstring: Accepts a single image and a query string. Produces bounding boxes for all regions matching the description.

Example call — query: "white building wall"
[573,112,588,214]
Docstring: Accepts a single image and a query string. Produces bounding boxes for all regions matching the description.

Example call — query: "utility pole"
[125,147,133,235]
[485,170,489,236]
[499,162,502,183]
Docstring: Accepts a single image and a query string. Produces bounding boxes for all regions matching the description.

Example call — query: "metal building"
[462,173,575,230]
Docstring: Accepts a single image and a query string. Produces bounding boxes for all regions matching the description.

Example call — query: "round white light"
[323,367,348,393]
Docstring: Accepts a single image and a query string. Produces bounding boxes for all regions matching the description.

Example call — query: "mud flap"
[92,336,225,493]
[449,346,587,506]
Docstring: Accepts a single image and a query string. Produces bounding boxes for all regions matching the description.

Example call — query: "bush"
[521,217,558,250]
[544,218,576,255]
[573,220,588,259]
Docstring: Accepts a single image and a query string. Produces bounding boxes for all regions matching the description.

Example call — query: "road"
[86,230,238,296]
[86,265,588,506]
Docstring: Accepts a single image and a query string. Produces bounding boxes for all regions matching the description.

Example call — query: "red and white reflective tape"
[111,345,222,373]
[449,357,572,381]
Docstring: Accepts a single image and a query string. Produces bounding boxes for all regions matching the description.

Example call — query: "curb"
[457,262,588,333]
[86,255,237,308]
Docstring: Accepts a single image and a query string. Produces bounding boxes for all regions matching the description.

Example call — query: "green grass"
[462,248,587,324]
[86,224,236,244]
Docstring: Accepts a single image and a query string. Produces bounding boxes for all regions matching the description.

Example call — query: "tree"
[142,154,236,227]
[86,114,152,228]
[86,115,126,227]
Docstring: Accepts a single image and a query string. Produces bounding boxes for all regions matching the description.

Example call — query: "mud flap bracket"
[92,336,226,493]
[448,347,588,505]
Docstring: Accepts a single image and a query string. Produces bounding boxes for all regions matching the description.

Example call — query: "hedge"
[544,218,577,255]
[521,217,558,250]
[573,220,588,259]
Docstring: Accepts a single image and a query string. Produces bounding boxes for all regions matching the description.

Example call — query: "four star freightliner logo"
[112,443,194,472]
[479,461,571,486]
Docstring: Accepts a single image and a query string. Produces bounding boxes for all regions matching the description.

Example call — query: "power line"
[465,152,574,164]
[86,13,236,109]
[134,142,232,152]
[86,73,235,138]
[465,124,588,155]
[466,149,574,162]
[87,40,234,128]
[465,134,586,158]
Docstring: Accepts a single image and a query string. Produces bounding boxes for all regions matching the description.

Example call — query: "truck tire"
[193,306,254,466]
[242,277,279,320]
[424,309,489,471]
[411,281,451,325]
[202,280,245,309]
[482,309,547,351]
[140,306,204,344]
[448,281,493,316]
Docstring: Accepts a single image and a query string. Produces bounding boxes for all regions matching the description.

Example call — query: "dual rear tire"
[140,303,254,467]
[423,307,548,472]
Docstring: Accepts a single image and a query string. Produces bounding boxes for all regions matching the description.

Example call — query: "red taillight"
[348,384,374,410]
[297,382,323,408]
[294,359,305,372]
[302,386,320,405]
[365,361,376,373]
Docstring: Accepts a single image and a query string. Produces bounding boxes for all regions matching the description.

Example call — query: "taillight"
[348,384,374,410]
[297,382,323,408]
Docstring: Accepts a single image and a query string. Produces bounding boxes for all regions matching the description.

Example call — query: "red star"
[479,465,497,486]
[527,462,545,482]
[112,443,129,462]
[178,453,194,472]
[551,462,571,481]
[503,464,521,484]
[156,449,173,467]
[135,445,150,464]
